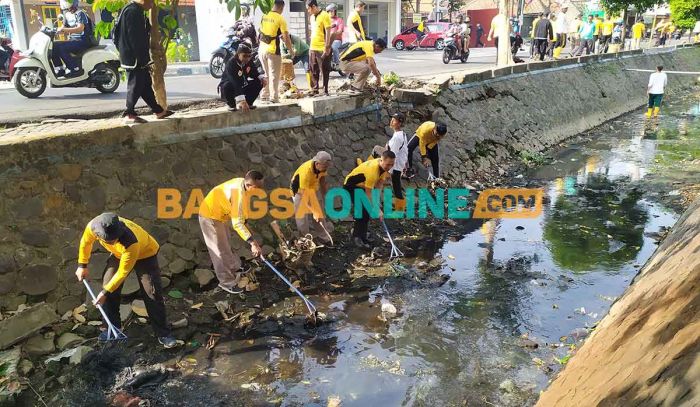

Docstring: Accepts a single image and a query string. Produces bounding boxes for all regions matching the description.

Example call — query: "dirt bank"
[536,198,700,406]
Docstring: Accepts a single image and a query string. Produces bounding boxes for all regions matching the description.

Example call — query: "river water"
[175,94,700,407]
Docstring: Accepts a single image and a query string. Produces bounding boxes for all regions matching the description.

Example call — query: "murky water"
[182,94,700,406]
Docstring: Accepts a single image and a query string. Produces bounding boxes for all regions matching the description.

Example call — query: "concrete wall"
[0,47,698,324]
[536,198,700,406]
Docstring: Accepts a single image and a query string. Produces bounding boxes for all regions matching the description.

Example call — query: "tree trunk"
[496,0,512,66]
[149,5,168,110]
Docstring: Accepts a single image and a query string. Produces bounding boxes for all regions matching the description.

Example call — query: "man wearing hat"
[406,121,448,178]
[290,152,334,243]
[75,213,177,348]
[386,113,408,211]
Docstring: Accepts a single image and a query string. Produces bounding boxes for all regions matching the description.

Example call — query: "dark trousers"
[345,185,370,240]
[476,34,484,47]
[0,47,9,71]
[391,169,404,199]
[51,38,91,70]
[574,39,594,56]
[599,35,611,53]
[125,67,164,116]
[534,39,548,60]
[648,93,663,108]
[407,135,440,177]
[310,50,331,93]
[220,78,263,108]
[102,255,170,337]
[555,34,566,49]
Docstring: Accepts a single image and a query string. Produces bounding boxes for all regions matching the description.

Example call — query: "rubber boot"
[645,108,653,118]
[653,107,660,117]
[305,72,312,90]
[392,198,406,213]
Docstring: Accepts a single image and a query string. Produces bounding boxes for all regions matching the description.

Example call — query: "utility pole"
[496,0,512,66]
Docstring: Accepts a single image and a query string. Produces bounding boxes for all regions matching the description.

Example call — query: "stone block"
[390,88,436,105]
[23,333,55,356]
[492,66,512,78]
[0,304,59,350]
[298,95,368,117]
[528,61,555,71]
[511,63,528,74]
[456,70,493,84]
[18,265,58,295]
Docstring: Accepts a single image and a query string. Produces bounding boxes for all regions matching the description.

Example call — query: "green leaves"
[168,289,184,299]
[164,15,178,30]
[94,20,114,40]
[670,0,700,29]
[600,0,662,14]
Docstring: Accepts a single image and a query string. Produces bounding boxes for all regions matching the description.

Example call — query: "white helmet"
[326,3,337,12]
[59,0,78,10]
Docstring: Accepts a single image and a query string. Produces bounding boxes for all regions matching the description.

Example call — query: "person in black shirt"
[219,44,267,112]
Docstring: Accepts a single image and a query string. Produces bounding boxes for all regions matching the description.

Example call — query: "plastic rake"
[382,219,404,259]
[260,256,317,317]
[83,280,127,341]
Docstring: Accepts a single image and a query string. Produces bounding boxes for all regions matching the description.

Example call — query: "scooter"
[209,29,259,79]
[442,34,469,64]
[0,37,23,81]
[13,21,120,98]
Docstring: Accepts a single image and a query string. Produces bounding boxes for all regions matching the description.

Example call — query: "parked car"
[392,22,451,50]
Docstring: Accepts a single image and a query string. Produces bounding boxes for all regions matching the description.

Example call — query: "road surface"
[0,47,507,124]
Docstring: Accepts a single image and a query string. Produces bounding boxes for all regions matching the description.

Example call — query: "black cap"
[436,123,447,135]
[391,112,405,123]
[91,213,125,241]
[374,38,387,49]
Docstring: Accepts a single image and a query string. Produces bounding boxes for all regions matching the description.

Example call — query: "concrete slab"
[511,63,529,74]
[528,61,555,71]
[457,70,493,84]
[492,66,513,78]
[0,304,58,350]
[297,95,369,117]
[391,88,436,105]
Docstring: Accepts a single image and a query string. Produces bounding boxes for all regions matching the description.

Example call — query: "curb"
[164,64,210,77]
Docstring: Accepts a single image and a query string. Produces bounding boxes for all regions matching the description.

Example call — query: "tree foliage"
[669,0,700,29]
[221,0,275,19]
[600,0,662,14]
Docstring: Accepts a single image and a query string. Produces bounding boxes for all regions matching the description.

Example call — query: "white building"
[194,0,402,61]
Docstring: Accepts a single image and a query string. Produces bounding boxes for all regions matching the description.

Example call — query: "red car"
[392,22,451,50]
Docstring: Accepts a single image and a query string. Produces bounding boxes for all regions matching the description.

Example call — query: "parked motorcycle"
[442,35,469,64]
[0,37,23,81]
[210,30,258,79]
[13,22,120,98]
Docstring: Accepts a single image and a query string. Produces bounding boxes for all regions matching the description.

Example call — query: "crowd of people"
[75,113,448,346]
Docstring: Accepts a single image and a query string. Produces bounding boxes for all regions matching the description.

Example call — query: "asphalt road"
[0,47,505,124]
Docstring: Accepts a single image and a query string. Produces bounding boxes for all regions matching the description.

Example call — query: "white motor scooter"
[13,20,120,98]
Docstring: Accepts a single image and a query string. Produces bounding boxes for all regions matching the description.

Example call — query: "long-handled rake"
[83,280,127,342]
[259,256,320,326]
[382,219,404,259]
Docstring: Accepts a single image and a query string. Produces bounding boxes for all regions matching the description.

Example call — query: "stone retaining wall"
[0,47,698,325]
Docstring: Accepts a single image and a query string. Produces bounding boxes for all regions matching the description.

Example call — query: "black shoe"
[158,335,178,349]
[227,106,237,112]
[54,69,66,78]
[353,237,370,249]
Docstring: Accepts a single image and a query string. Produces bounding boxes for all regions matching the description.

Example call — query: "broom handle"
[83,280,119,338]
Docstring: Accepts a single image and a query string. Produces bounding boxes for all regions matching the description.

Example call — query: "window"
[0,5,13,38]
[41,6,60,24]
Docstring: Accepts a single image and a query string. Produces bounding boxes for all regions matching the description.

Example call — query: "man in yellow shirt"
[306,0,332,96]
[593,16,602,52]
[343,150,395,248]
[568,14,583,52]
[406,121,448,178]
[291,151,334,243]
[199,171,265,294]
[339,38,386,91]
[632,19,645,49]
[75,213,177,348]
[600,16,615,53]
[487,12,508,56]
[347,1,366,42]
[259,0,294,103]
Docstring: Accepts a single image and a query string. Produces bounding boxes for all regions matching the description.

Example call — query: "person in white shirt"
[646,65,668,118]
[386,112,408,211]
[555,6,569,50]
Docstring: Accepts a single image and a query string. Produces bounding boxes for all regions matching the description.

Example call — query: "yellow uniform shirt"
[310,10,332,51]
[340,40,375,62]
[259,11,289,54]
[347,9,365,41]
[602,21,614,36]
[569,19,582,35]
[291,159,327,195]
[594,18,602,35]
[632,22,645,39]
[491,14,507,37]
[199,178,254,242]
[344,158,389,189]
[415,121,442,156]
[530,17,540,38]
[78,217,159,293]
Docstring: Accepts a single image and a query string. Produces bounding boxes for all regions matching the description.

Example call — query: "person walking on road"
[339,38,386,92]
[199,171,265,294]
[599,16,614,53]
[631,19,645,50]
[533,13,554,61]
[646,65,667,118]
[406,121,447,179]
[487,12,508,55]
[307,0,332,96]
[568,14,582,53]
[219,44,266,112]
[476,23,485,47]
[258,0,294,103]
[76,213,177,348]
[290,151,335,244]
[574,15,596,56]
[113,0,173,124]
[343,151,396,249]
[347,1,367,43]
